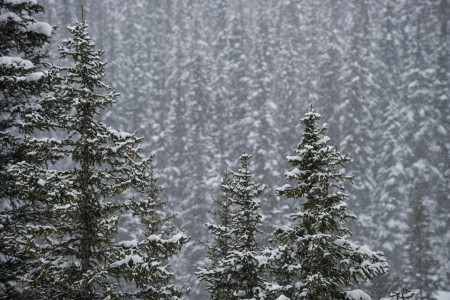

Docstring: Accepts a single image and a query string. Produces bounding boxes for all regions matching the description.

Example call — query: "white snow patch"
[276,184,292,192]
[346,289,372,300]
[317,136,330,144]
[4,0,38,4]
[168,232,188,243]
[0,12,21,22]
[0,56,34,69]
[110,254,143,267]
[117,240,138,248]
[27,22,52,37]
[26,72,44,81]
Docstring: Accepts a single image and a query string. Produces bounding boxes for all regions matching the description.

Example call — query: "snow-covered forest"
[1,0,448,299]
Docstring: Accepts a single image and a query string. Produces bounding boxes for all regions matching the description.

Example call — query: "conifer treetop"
[276,107,354,236]
[223,153,266,251]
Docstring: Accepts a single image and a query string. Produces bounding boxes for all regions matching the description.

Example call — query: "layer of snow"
[317,136,330,144]
[346,289,372,300]
[110,254,143,267]
[0,12,21,22]
[277,184,292,192]
[27,22,52,37]
[0,56,34,69]
[26,72,44,81]
[168,232,188,243]
[4,0,38,4]
[117,240,138,248]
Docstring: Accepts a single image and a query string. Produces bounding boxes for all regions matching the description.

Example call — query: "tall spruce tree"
[8,20,188,299]
[0,0,52,298]
[266,107,389,300]
[403,197,439,300]
[198,154,267,300]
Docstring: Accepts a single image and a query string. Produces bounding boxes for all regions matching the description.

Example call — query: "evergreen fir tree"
[196,170,234,300]
[8,20,188,299]
[198,154,267,300]
[223,154,266,299]
[403,197,439,300]
[266,107,389,300]
[0,0,52,298]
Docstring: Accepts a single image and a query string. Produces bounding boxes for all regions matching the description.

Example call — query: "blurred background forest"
[40,0,448,298]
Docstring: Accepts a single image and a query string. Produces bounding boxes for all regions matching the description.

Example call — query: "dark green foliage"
[223,154,266,299]
[266,107,389,300]
[198,154,267,300]
[0,0,52,298]
[8,20,188,299]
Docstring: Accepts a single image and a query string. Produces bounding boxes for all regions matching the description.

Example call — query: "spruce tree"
[8,20,188,299]
[196,171,234,300]
[198,154,267,300]
[403,197,439,300]
[266,107,389,300]
[0,0,52,298]
[222,154,266,299]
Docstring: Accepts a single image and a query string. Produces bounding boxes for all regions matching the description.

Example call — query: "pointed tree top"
[239,152,252,161]
[301,106,322,124]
